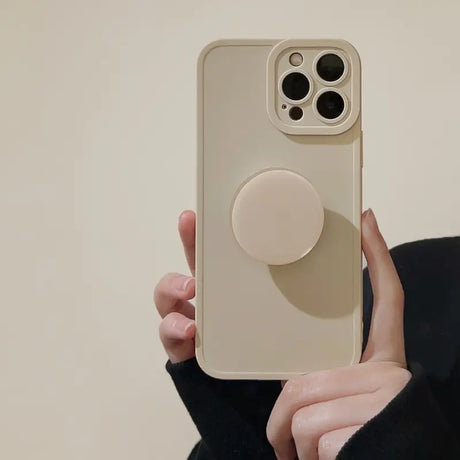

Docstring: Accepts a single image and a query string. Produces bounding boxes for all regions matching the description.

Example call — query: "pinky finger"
[159,312,196,363]
[317,425,363,460]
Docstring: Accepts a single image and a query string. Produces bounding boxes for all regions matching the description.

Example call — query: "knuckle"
[158,312,179,342]
[398,367,412,384]
[158,316,170,338]
[283,373,315,399]
[164,310,180,324]
[265,423,276,447]
[158,272,174,285]
[158,319,169,344]
[388,368,412,394]
[318,432,335,458]
[153,273,169,302]
[386,366,412,387]
[153,291,160,311]
[159,272,178,287]
[291,406,316,441]
[282,378,298,396]
[153,281,160,305]
[290,411,305,439]
[153,272,180,311]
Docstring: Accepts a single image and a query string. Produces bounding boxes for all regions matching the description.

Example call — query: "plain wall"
[0,1,459,459]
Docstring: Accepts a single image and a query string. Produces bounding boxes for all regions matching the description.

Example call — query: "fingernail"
[364,208,374,220]
[182,277,193,291]
[183,321,194,333]
[179,210,192,222]
[174,276,193,292]
[368,208,378,226]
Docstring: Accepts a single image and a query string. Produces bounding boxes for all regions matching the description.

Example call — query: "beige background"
[0,1,459,459]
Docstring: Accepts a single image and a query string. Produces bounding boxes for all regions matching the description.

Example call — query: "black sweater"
[166,236,460,459]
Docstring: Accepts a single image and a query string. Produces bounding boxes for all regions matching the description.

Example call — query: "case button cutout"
[231,169,324,265]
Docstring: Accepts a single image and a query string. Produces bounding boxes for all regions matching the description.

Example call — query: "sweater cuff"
[165,356,202,377]
[337,360,460,459]
[165,358,277,460]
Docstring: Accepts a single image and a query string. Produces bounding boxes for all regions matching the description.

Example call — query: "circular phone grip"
[231,169,324,265]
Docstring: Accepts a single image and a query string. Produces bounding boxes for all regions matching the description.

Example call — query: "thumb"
[360,209,406,366]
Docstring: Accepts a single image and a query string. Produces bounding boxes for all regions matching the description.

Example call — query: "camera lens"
[316,91,345,120]
[289,106,303,121]
[316,53,345,82]
[281,72,310,101]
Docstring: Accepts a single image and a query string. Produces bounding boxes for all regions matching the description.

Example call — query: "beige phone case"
[196,39,362,380]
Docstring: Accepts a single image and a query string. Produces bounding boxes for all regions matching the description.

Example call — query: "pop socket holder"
[231,168,324,265]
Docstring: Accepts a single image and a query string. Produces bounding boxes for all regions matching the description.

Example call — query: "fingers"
[159,312,196,363]
[153,210,197,363]
[267,364,380,459]
[360,209,406,366]
[178,210,196,277]
[154,272,195,319]
[291,393,381,460]
[317,425,362,460]
[361,208,404,308]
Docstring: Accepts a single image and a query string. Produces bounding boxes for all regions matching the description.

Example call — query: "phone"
[196,39,362,380]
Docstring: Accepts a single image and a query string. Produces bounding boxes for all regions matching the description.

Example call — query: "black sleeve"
[165,357,279,460]
[336,359,460,459]
[167,357,460,460]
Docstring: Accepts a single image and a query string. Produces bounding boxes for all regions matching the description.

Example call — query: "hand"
[154,210,197,363]
[266,209,412,460]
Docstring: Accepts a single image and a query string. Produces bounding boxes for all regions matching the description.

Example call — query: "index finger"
[178,210,196,277]
[360,209,406,366]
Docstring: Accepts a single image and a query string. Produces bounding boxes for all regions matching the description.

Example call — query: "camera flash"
[289,52,303,66]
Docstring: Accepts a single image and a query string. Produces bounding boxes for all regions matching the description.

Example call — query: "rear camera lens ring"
[313,50,348,86]
[278,70,313,104]
[313,88,348,124]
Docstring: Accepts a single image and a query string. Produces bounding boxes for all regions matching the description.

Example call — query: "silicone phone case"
[196,39,362,379]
